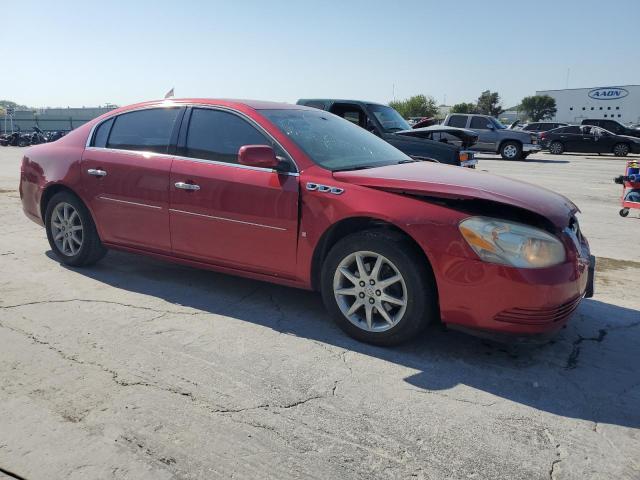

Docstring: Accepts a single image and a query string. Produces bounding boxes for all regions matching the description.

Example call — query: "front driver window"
[185,108,289,167]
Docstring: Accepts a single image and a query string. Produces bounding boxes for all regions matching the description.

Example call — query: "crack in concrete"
[0,465,28,480]
[0,299,199,316]
[565,329,607,369]
[118,435,177,469]
[544,428,562,480]
[408,389,497,407]
[0,319,332,423]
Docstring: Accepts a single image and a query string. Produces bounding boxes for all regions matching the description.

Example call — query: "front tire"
[500,141,522,160]
[613,143,630,157]
[45,191,107,266]
[620,208,629,217]
[549,141,564,155]
[320,230,437,346]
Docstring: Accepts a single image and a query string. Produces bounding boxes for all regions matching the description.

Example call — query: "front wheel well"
[310,217,436,293]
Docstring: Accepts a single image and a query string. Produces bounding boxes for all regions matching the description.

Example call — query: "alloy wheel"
[503,144,518,159]
[333,251,407,332]
[614,144,629,156]
[549,142,563,154]
[51,202,84,256]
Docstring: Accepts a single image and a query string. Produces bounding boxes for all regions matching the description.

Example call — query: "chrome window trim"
[84,147,300,177]
[98,196,162,210]
[84,102,300,175]
[169,208,287,231]
[85,103,182,148]
[172,154,299,176]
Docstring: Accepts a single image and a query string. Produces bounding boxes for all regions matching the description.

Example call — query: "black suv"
[296,99,475,167]
[581,119,640,138]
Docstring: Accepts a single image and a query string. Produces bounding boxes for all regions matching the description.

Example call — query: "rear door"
[553,126,582,151]
[82,107,183,252]
[169,107,300,277]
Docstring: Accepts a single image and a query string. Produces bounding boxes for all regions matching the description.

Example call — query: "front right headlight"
[459,216,566,268]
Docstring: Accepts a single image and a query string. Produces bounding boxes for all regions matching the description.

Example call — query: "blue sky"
[3,0,639,108]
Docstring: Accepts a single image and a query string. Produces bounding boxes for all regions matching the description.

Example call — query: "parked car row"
[507,118,640,157]
[0,128,67,147]
[20,98,594,346]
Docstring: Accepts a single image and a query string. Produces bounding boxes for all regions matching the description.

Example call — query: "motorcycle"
[30,127,48,145]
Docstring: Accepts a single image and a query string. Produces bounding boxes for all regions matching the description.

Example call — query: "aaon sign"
[588,87,629,100]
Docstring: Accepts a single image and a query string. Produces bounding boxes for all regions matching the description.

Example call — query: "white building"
[536,85,640,125]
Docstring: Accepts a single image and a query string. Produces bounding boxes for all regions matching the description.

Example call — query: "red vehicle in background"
[20,99,594,345]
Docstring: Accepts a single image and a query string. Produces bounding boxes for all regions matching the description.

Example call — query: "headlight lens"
[459,217,566,268]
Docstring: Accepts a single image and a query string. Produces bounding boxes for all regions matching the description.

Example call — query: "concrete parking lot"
[0,147,638,480]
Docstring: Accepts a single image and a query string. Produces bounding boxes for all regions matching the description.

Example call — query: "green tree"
[389,94,439,119]
[0,100,28,111]
[476,90,503,117]
[450,102,477,114]
[518,95,557,122]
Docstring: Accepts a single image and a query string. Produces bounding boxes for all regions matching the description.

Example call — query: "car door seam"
[168,208,287,231]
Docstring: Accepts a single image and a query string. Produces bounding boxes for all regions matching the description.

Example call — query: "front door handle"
[87,168,107,177]
[175,182,200,191]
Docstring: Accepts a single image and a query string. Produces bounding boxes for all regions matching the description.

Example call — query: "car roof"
[111,98,310,113]
[298,98,387,107]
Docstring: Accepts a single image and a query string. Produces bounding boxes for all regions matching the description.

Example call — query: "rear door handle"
[87,168,107,177]
[175,182,200,191]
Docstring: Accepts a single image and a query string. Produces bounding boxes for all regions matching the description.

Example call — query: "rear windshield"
[261,109,410,171]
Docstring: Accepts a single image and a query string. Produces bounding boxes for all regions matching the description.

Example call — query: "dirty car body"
[20,99,593,345]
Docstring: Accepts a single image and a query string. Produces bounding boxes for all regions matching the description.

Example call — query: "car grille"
[494,296,582,325]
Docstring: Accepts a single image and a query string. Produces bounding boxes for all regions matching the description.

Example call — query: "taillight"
[459,152,469,162]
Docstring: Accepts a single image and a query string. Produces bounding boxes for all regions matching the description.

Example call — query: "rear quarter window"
[92,118,114,148]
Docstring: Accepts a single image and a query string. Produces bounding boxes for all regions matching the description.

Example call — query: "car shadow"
[48,250,640,429]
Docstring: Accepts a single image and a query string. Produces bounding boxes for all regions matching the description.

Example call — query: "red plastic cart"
[619,160,640,217]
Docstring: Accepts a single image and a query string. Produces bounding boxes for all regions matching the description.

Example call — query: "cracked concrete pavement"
[0,147,639,479]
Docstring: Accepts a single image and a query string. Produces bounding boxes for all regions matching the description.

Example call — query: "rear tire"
[500,141,522,160]
[549,141,564,155]
[320,230,437,346]
[613,143,630,157]
[45,191,107,266]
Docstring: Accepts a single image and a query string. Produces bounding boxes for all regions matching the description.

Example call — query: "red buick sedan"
[19,99,594,345]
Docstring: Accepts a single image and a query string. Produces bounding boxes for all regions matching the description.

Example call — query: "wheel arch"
[498,138,523,153]
[310,216,438,298]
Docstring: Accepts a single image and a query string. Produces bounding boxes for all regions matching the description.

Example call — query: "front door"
[469,116,498,151]
[81,107,183,252]
[169,107,299,277]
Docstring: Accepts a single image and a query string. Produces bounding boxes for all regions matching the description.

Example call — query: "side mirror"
[238,145,279,169]
[486,123,495,130]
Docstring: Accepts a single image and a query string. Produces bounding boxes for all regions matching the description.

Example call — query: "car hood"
[333,162,577,227]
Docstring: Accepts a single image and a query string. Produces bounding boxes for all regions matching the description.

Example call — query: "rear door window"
[448,115,467,128]
[107,108,181,154]
[558,126,581,134]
